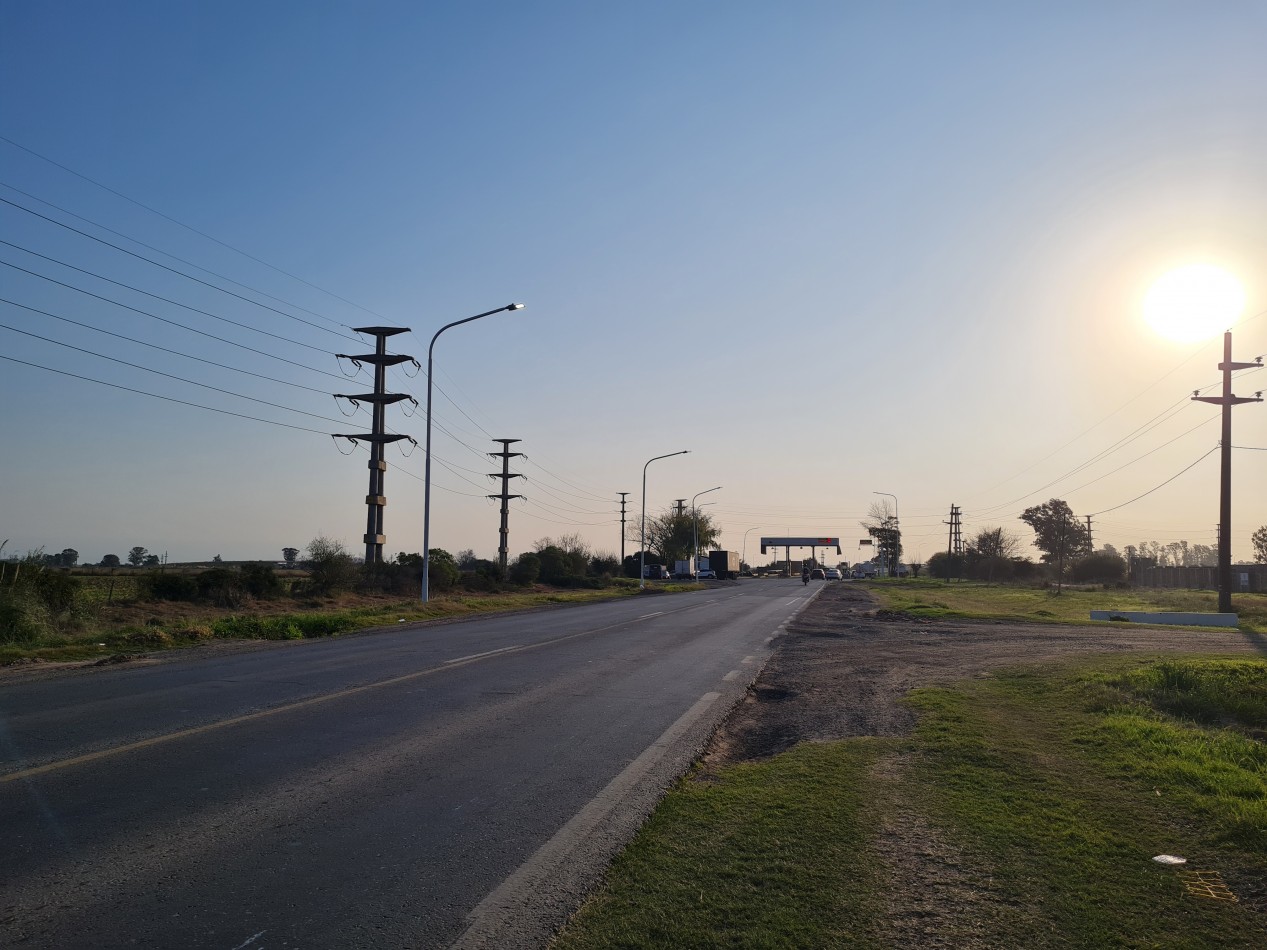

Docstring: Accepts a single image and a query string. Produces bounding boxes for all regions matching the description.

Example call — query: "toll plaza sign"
[760,537,842,554]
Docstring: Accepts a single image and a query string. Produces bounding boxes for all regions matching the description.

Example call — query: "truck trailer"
[707,550,741,580]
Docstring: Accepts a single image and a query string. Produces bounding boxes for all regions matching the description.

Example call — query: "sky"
[2,1,1265,567]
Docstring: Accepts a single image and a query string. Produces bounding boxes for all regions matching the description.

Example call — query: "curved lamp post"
[421,303,524,602]
[691,486,721,565]
[741,526,762,571]
[640,450,689,588]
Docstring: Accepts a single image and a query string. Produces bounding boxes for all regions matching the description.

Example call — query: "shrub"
[195,568,243,607]
[510,552,541,586]
[305,536,358,593]
[239,562,282,598]
[426,548,461,593]
[1071,552,1126,583]
[138,571,198,602]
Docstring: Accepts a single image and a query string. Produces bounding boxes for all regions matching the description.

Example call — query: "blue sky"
[2,1,1265,565]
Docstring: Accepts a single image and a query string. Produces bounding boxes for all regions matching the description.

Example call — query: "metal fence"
[1130,564,1267,593]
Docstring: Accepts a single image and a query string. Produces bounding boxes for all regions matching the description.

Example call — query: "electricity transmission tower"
[488,439,524,577]
[334,327,415,565]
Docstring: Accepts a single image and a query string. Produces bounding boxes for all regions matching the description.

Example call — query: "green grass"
[553,655,1267,948]
[866,578,1267,632]
[553,741,886,949]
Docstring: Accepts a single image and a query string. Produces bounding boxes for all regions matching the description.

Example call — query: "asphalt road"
[0,579,819,949]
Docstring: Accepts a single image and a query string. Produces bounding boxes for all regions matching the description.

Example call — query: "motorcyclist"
[801,565,810,585]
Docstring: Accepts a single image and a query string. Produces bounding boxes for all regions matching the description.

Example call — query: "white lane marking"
[741,655,756,665]
[763,636,774,645]
[454,691,723,948]
[786,599,800,606]
[229,932,266,950]
[444,645,521,664]
[723,670,741,681]
[636,612,664,620]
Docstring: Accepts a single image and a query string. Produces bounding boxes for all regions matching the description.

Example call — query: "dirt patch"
[704,582,1266,766]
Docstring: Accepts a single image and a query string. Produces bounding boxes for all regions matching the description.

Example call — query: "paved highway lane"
[1,580,820,949]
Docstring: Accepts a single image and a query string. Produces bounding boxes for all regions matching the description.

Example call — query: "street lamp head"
[508,303,525,311]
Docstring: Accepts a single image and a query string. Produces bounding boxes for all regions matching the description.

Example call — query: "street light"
[741,527,762,571]
[691,486,721,566]
[421,303,524,602]
[873,491,900,578]
[640,450,690,589]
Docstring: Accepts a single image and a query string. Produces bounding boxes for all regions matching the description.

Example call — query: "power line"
[0,272,354,383]
[1,295,331,396]
[1,196,365,344]
[0,352,334,434]
[0,321,359,428]
[0,180,355,334]
[1089,446,1219,517]
[0,255,349,359]
[0,134,389,322]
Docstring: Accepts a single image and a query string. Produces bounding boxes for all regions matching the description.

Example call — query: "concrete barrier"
[1089,610,1240,628]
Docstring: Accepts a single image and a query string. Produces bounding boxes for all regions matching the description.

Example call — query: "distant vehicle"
[824,568,842,580]
[643,565,670,580]
[697,569,717,580]
[673,558,697,580]
[810,568,825,579]
[707,550,741,580]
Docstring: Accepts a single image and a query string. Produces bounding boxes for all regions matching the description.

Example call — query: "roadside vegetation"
[0,534,700,666]
[863,577,1267,633]
[554,653,1267,948]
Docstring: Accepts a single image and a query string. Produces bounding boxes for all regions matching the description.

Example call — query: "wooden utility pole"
[1192,331,1262,612]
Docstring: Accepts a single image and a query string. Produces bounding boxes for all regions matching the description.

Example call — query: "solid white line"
[786,599,799,606]
[443,646,521,664]
[636,611,664,620]
[452,691,723,948]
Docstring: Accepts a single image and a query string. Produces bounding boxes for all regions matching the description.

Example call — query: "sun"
[1142,264,1245,343]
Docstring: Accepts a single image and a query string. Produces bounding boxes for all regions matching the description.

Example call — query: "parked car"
[810,568,825,579]
[824,568,842,580]
[697,569,717,580]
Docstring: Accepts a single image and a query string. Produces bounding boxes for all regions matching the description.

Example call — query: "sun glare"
[1142,264,1244,343]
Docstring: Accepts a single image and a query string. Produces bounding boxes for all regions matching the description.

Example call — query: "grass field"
[0,577,701,665]
[554,654,1267,948]
[864,578,1267,632]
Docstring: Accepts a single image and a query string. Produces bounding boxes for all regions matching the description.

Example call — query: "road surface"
[0,580,818,949]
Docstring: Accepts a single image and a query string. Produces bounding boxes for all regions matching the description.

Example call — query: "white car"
[824,568,842,580]
[697,569,716,580]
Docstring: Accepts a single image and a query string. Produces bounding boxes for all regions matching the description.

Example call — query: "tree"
[127,546,148,567]
[969,526,1020,582]
[509,552,540,585]
[861,501,901,578]
[100,554,121,568]
[282,547,299,568]
[143,554,160,566]
[59,548,78,568]
[1253,525,1267,564]
[456,548,479,570]
[639,510,719,566]
[1019,499,1091,591]
[212,554,223,564]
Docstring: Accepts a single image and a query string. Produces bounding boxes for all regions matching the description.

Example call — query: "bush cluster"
[138,563,283,606]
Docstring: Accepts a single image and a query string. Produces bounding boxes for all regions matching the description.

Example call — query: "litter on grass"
[1180,870,1238,903]
[1153,855,1186,865]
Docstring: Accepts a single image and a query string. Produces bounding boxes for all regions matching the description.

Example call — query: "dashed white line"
[723,670,742,681]
[636,612,664,620]
[785,599,800,606]
[741,655,756,665]
[443,645,522,664]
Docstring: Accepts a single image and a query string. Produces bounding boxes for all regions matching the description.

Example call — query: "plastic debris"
[1153,854,1187,865]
